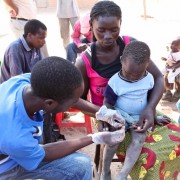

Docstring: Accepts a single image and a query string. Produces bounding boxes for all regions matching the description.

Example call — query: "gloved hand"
[88,126,125,145]
[96,105,125,128]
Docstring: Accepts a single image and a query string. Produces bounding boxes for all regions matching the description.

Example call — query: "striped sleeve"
[103,84,118,106]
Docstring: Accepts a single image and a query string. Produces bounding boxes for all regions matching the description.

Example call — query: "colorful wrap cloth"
[116,120,180,180]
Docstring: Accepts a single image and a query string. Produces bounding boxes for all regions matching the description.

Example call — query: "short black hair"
[24,19,47,37]
[90,1,122,42]
[121,40,150,64]
[31,56,83,102]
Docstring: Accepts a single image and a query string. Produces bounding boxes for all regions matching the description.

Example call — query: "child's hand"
[133,107,154,132]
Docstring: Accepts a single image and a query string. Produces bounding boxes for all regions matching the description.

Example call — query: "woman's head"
[90,1,122,47]
[121,40,151,82]
[31,56,84,112]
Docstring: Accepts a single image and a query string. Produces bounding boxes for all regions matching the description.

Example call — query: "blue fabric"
[176,99,180,110]
[0,152,92,180]
[66,38,90,63]
[0,74,45,174]
[176,99,180,124]
[105,72,154,115]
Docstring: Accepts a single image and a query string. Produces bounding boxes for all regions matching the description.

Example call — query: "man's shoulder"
[7,38,23,51]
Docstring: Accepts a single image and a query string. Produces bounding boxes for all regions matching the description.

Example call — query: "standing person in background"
[66,12,93,63]
[57,0,80,49]
[2,0,49,58]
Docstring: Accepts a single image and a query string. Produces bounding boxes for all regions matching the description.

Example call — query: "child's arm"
[103,97,115,110]
[171,61,180,72]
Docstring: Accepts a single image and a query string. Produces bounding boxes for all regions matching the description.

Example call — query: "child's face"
[121,57,148,82]
[170,40,180,52]
[91,16,121,48]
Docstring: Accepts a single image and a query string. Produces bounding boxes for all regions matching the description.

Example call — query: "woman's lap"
[116,121,180,180]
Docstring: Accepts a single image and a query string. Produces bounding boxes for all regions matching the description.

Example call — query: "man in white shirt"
[3,0,48,58]
[57,0,80,49]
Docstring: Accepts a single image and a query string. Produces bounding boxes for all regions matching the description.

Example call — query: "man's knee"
[72,153,92,179]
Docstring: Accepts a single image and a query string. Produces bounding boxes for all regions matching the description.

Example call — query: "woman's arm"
[75,56,90,99]
[147,60,164,108]
[136,60,164,132]
[72,98,99,117]
[73,55,100,117]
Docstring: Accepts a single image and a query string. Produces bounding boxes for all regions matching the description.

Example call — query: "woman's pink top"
[81,53,109,106]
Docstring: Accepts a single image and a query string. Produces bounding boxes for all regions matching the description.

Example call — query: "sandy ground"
[0,0,180,179]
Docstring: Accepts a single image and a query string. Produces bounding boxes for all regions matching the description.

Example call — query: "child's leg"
[164,73,174,90]
[115,129,146,180]
[162,73,173,100]
[101,144,119,180]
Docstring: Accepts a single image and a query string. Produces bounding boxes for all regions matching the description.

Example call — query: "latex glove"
[88,126,125,145]
[96,105,125,128]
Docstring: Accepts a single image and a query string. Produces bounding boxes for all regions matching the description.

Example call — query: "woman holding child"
[75,1,180,179]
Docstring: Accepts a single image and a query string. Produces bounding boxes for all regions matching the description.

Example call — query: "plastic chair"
[55,108,93,134]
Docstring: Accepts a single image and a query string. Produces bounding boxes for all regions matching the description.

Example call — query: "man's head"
[24,19,47,49]
[31,56,84,113]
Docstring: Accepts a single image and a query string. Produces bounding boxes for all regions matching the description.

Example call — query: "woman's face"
[91,16,121,48]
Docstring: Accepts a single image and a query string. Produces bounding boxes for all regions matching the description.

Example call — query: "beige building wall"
[36,0,98,10]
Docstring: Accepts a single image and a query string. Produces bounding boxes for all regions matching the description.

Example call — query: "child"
[96,40,154,179]
[162,38,180,101]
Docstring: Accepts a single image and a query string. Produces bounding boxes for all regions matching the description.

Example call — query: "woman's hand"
[155,115,171,125]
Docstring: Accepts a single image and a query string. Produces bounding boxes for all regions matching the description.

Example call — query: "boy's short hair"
[31,56,83,102]
[121,40,151,64]
[24,19,47,37]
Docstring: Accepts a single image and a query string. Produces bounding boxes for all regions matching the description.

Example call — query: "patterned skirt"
[116,121,180,180]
